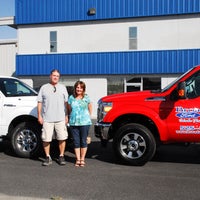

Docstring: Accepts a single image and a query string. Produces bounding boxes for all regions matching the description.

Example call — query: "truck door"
[164,72,200,142]
[0,78,37,133]
[0,91,3,132]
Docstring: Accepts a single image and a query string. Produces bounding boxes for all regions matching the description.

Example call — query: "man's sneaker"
[58,156,66,165]
[42,156,52,166]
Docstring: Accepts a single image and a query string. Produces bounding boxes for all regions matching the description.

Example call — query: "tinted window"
[50,31,57,52]
[129,27,137,50]
[0,78,37,97]
[143,77,161,90]
[185,71,200,99]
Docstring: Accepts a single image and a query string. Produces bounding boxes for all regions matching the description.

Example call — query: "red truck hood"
[101,90,162,102]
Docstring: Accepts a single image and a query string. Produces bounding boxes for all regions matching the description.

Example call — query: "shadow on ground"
[1,139,200,165]
[152,143,200,164]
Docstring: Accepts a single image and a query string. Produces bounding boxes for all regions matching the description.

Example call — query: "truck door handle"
[4,104,16,107]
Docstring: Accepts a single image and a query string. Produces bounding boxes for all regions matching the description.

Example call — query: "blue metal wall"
[15,0,200,76]
[16,49,200,76]
[15,0,200,24]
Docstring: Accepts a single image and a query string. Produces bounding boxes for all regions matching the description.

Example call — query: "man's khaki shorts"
[42,121,68,142]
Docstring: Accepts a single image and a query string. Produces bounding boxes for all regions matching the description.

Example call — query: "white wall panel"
[139,16,200,50]
[0,41,17,76]
[18,16,200,55]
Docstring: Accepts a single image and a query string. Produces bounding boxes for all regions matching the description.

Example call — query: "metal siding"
[15,0,200,25]
[0,43,17,76]
[16,49,200,76]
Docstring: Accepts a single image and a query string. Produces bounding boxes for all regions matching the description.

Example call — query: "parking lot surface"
[1,124,200,200]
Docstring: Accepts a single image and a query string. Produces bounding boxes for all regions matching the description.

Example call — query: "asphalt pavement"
[1,121,200,200]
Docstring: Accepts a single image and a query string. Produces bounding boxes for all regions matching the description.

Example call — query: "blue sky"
[0,0,16,39]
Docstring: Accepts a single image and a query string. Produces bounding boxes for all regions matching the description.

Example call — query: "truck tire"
[11,122,42,158]
[113,123,156,166]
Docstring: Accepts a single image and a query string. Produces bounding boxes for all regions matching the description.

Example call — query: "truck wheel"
[113,123,156,166]
[11,122,42,158]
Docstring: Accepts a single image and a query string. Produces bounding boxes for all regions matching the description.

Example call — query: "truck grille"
[97,101,103,122]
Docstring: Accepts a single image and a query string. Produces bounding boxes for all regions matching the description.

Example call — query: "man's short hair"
[50,69,60,75]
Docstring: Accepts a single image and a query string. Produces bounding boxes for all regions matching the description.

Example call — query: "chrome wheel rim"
[120,132,146,159]
[16,129,38,153]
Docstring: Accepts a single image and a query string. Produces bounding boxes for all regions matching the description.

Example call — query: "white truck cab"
[0,76,41,157]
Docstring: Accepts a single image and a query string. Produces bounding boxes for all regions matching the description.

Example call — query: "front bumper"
[94,122,112,140]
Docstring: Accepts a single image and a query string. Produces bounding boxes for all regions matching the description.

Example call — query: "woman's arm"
[67,102,72,116]
[88,103,92,116]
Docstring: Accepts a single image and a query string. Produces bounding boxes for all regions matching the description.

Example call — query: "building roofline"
[0,39,17,45]
[0,16,17,28]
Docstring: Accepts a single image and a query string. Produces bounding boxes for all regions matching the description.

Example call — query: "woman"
[67,81,92,167]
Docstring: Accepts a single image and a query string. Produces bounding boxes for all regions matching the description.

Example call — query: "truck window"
[0,78,37,97]
[185,72,200,99]
[162,67,194,93]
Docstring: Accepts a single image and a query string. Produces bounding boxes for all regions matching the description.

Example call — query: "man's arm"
[37,102,43,125]
[65,102,69,124]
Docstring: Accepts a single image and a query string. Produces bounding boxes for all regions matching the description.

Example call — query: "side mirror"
[177,82,186,99]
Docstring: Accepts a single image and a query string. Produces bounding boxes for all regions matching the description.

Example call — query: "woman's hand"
[65,115,69,124]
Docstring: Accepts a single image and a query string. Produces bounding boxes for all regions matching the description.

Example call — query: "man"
[37,69,68,166]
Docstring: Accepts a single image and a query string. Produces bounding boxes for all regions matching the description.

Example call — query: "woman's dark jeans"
[70,125,90,148]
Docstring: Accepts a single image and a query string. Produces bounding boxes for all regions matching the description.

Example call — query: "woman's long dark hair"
[73,81,86,97]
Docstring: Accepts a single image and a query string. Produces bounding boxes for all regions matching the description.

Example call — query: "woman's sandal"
[75,160,81,167]
[80,160,85,167]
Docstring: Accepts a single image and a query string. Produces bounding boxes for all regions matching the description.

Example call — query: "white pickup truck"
[0,76,42,158]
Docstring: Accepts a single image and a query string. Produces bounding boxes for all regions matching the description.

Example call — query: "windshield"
[161,67,195,93]
[0,78,37,97]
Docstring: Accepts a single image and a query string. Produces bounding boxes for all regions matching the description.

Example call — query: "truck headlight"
[97,100,113,122]
[103,103,112,113]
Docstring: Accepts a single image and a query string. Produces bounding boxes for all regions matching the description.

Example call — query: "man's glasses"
[54,86,56,93]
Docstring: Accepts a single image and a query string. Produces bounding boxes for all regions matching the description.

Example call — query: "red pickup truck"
[95,65,200,165]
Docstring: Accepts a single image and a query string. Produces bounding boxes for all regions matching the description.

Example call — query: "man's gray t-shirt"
[37,83,68,122]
